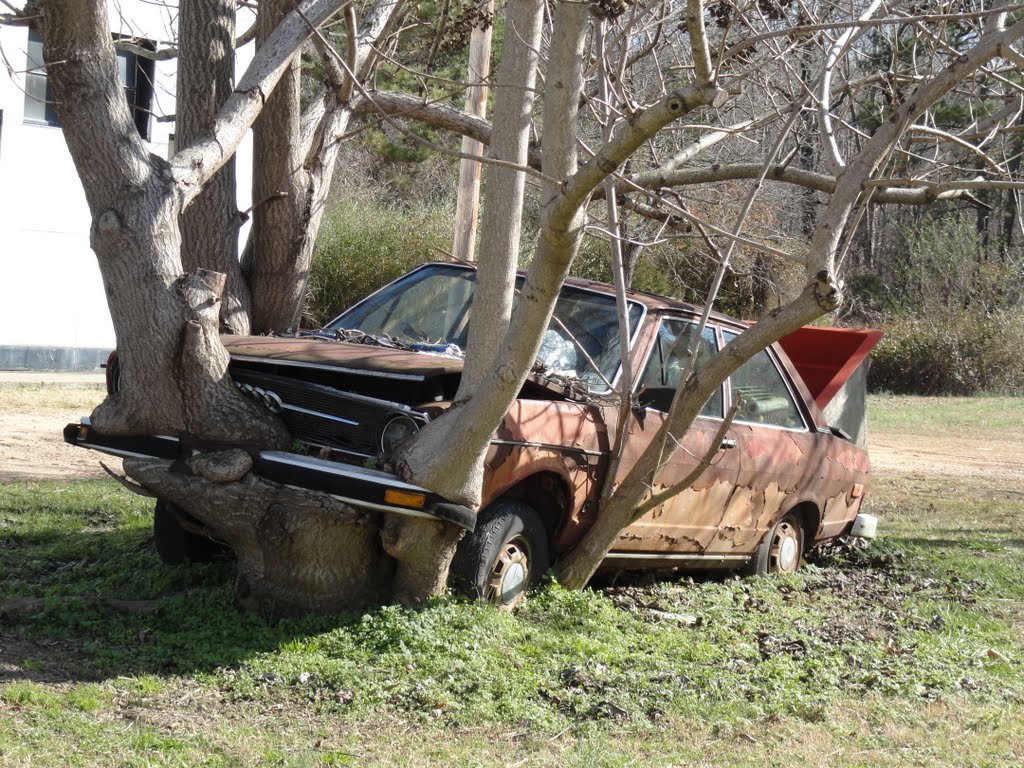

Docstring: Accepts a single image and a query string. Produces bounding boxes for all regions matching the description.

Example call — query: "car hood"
[223,335,466,379]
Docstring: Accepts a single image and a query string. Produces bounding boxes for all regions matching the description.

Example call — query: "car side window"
[722,331,804,429]
[637,319,723,417]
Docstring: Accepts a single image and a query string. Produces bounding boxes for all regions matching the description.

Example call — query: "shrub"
[305,197,454,327]
[570,235,802,321]
[869,309,1024,395]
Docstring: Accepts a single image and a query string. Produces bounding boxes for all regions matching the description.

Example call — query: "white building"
[0,2,252,370]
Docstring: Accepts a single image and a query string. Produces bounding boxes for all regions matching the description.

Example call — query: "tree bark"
[395,0,593,507]
[242,0,309,334]
[39,1,284,445]
[451,0,495,262]
[456,0,545,396]
[177,0,251,335]
[241,0,406,334]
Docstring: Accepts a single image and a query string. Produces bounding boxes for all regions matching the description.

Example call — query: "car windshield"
[325,264,643,391]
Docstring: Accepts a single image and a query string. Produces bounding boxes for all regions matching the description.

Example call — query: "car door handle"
[720,439,737,450]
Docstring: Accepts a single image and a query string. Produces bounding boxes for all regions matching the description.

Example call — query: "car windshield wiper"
[330,328,410,348]
[325,328,463,357]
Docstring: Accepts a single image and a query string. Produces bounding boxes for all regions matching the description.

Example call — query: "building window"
[24,29,155,140]
[117,41,156,140]
[23,29,58,126]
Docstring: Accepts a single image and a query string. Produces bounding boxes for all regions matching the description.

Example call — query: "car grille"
[230,367,426,457]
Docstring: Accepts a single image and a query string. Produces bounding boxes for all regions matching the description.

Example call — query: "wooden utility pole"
[451,0,495,262]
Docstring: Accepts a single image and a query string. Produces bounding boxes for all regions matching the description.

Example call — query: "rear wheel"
[748,512,804,576]
[153,500,228,565]
[449,500,550,609]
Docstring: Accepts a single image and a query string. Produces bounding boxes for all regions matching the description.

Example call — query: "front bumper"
[63,421,475,531]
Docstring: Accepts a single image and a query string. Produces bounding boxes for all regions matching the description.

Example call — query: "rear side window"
[637,319,722,417]
[722,331,804,429]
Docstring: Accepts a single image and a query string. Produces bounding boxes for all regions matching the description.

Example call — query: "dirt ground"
[871,430,1024,484]
[2,385,1023,485]
[0,384,117,481]
[0,411,123,481]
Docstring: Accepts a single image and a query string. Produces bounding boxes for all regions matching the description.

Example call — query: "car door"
[700,330,817,555]
[612,316,742,556]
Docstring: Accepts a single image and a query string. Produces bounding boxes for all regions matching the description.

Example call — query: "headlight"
[381,414,420,453]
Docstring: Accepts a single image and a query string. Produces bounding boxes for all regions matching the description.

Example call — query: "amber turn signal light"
[384,489,427,509]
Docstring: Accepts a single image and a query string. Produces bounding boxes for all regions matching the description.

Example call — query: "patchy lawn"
[0,393,1021,766]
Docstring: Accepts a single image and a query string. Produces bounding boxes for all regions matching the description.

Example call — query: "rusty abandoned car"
[66,263,881,607]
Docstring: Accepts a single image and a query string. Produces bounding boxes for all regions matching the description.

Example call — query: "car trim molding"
[489,438,607,458]
[281,402,359,427]
[604,552,749,562]
[230,355,427,382]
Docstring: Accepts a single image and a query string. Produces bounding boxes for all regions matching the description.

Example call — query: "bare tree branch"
[819,0,884,173]
[686,0,714,83]
[721,5,1024,65]
[623,162,981,204]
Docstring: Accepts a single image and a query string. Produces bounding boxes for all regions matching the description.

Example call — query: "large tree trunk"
[396,0,591,507]
[125,450,462,616]
[177,0,252,335]
[127,454,393,617]
[40,2,282,445]
[40,0,381,618]
[397,3,727,507]
[240,0,404,334]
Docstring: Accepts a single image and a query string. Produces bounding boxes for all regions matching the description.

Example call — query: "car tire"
[449,499,550,609]
[153,499,227,566]
[747,512,804,576]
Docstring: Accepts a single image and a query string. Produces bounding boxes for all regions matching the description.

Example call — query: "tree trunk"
[397,5,727,507]
[40,0,457,618]
[456,0,545,396]
[242,0,310,334]
[451,0,495,262]
[40,1,285,446]
[396,0,592,507]
[177,0,252,335]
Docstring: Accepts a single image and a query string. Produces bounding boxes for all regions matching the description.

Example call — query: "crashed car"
[67,262,881,607]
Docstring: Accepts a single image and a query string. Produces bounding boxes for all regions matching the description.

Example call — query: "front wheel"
[747,512,804,576]
[449,500,550,609]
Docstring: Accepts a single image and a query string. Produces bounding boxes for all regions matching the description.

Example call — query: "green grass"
[866,393,1024,434]
[1,396,1023,765]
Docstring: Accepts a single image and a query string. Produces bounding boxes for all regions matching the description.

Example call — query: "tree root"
[125,454,463,618]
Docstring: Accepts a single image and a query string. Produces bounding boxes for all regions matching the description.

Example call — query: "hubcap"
[769,521,801,573]
[778,535,798,571]
[484,537,531,609]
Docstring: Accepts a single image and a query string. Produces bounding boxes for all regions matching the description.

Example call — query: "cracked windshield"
[327,264,643,391]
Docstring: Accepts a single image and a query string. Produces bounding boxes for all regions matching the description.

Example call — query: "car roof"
[432,261,742,324]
